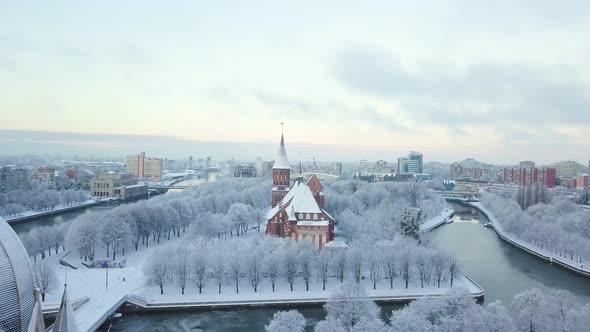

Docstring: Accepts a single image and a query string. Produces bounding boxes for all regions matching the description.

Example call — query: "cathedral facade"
[266,134,335,249]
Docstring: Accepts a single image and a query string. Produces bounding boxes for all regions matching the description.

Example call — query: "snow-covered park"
[477,195,590,276]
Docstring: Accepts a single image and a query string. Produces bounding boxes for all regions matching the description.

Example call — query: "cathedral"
[266,134,335,248]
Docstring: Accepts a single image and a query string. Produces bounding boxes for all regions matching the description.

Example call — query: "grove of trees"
[266,283,590,332]
[482,193,590,265]
[143,234,460,296]
[0,181,89,218]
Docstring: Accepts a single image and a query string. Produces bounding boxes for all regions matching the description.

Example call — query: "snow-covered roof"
[267,181,323,220]
[272,134,290,170]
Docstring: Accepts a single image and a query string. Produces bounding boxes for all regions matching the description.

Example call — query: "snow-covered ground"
[470,202,590,275]
[131,272,482,309]
[5,199,98,223]
[420,208,455,232]
[39,221,481,332]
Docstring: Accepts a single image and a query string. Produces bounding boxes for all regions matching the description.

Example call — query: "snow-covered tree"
[192,249,208,294]
[144,248,170,294]
[298,240,314,291]
[265,310,306,332]
[33,259,58,301]
[283,242,298,291]
[317,249,331,291]
[332,250,347,283]
[266,253,280,292]
[173,247,191,295]
[321,281,383,331]
[246,248,263,293]
[211,248,226,294]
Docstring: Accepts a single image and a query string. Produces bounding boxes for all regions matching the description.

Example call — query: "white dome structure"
[0,216,36,332]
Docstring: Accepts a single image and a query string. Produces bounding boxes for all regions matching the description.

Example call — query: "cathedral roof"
[267,181,323,220]
[272,134,290,170]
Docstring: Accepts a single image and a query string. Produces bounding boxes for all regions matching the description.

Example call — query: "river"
[105,202,590,331]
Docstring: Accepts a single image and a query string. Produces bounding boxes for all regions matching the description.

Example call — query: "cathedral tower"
[271,134,291,207]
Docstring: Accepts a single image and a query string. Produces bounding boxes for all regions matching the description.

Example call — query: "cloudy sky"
[1,1,589,163]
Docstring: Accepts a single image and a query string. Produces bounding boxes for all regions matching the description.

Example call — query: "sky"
[1,1,589,163]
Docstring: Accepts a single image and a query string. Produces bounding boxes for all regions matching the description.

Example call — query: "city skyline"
[2,1,590,163]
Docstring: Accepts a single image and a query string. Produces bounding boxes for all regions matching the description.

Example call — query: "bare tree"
[367,247,381,290]
[383,249,397,289]
[211,249,226,294]
[144,248,170,294]
[174,247,190,295]
[448,255,459,287]
[298,240,314,291]
[266,253,280,292]
[332,250,347,283]
[284,243,298,291]
[247,249,263,293]
[34,260,58,301]
[399,250,413,289]
[317,249,330,291]
[192,250,208,294]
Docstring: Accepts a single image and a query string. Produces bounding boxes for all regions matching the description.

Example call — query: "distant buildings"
[548,160,586,178]
[91,173,147,200]
[519,161,535,168]
[450,162,491,180]
[0,166,30,192]
[397,151,423,174]
[503,167,556,188]
[332,162,343,176]
[126,152,163,181]
[32,167,56,185]
[576,174,589,190]
[233,163,257,178]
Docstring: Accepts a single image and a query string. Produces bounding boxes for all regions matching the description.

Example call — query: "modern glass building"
[0,217,36,332]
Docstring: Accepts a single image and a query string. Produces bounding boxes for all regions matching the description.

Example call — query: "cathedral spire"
[273,132,290,170]
[51,284,79,332]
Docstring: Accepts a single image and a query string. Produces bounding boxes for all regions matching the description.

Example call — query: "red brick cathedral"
[266,133,335,248]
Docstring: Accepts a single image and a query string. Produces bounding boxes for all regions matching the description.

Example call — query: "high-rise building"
[32,167,56,186]
[188,156,194,170]
[576,174,589,190]
[332,162,343,176]
[450,162,463,180]
[126,152,163,181]
[397,157,408,174]
[409,151,423,174]
[398,151,423,174]
[548,160,585,178]
[0,167,30,192]
[503,167,556,188]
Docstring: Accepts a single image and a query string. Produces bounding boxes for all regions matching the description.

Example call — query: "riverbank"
[126,272,483,314]
[5,199,99,224]
[420,207,455,232]
[467,201,590,279]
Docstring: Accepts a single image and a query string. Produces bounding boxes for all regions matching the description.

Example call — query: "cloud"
[331,47,590,134]
[251,89,410,132]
